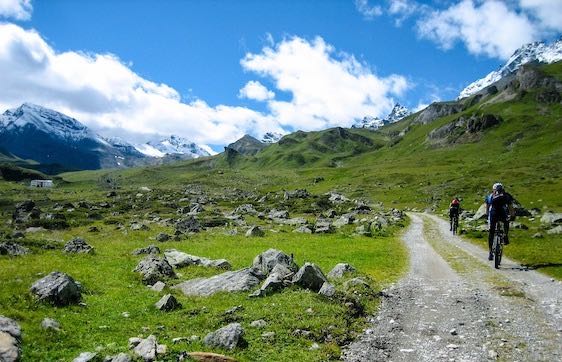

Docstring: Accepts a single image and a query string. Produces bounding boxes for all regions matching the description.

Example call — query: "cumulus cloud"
[413,0,562,60]
[238,80,275,101]
[241,36,409,130]
[0,24,409,146]
[0,0,32,20]
[355,0,383,20]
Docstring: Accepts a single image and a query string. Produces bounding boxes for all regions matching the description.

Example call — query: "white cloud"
[355,0,383,20]
[414,0,562,60]
[238,80,275,101]
[0,0,32,20]
[520,0,562,32]
[241,36,409,130]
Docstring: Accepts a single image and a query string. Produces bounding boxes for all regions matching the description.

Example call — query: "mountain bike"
[451,214,459,235]
[492,221,506,269]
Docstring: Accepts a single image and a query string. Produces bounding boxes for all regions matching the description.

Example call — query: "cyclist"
[449,197,461,231]
[485,183,513,260]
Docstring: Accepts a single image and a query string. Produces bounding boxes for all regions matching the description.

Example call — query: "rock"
[133,335,157,361]
[15,200,35,213]
[293,225,312,233]
[164,249,231,270]
[268,209,289,219]
[343,277,371,291]
[512,222,528,230]
[292,263,328,292]
[245,226,265,237]
[314,218,334,233]
[252,249,298,275]
[541,211,562,224]
[150,281,166,292]
[203,323,245,350]
[250,320,267,328]
[328,192,349,204]
[25,227,46,233]
[284,189,310,200]
[319,282,336,297]
[155,233,171,242]
[0,316,21,362]
[155,294,181,311]
[547,225,562,235]
[30,271,82,306]
[276,217,307,226]
[132,245,160,255]
[105,353,131,362]
[472,203,488,220]
[64,237,94,254]
[41,317,61,331]
[261,331,275,341]
[133,256,176,285]
[234,204,257,215]
[175,217,202,234]
[0,242,29,256]
[323,209,337,218]
[174,268,263,297]
[190,203,205,214]
[532,233,544,239]
[73,352,97,362]
[333,214,354,228]
[254,265,293,297]
[88,226,100,233]
[354,224,371,236]
[131,222,150,231]
[186,352,238,362]
[327,263,356,279]
[128,337,142,349]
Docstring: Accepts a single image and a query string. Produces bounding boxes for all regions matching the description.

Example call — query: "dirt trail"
[343,213,562,361]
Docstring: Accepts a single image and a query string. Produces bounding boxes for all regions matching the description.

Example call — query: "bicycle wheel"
[453,217,458,235]
[494,235,502,269]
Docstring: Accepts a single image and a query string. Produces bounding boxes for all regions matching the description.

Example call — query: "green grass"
[0,216,407,361]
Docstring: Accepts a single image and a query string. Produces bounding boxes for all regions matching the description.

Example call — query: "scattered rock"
[175,217,202,234]
[261,331,275,341]
[0,316,21,362]
[104,353,131,362]
[0,242,29,256]
[234,204,257,215]
[186,352,238,362]
[164,249,231,269]
[155,233,171,242]
[252,249,298,274]
[155,294,181,311]
[132,245,160,255]
[284,189,310,200]
[132,335,157,361]
[41,317,61,331]
[64,237,95,254]
[327,263,356,279]
[245,226,265,237]
[319,282,336,297]
[343,277,371,291]
[333,214,354,228]
[203,323,245,350]
[268,209,289,220]
[250,320,267,328]
[292,263,328,292]
[174,268,263,297]
[133,256,176,285]
[532,233,544,239]
[150,281,166,292]
[314,218,334,233]
[540,211,562,225]
[472,203,488,221]
[131,222,150,231]
[547,225,562,235]
[30,271,82,306]
[293,225,312,233]
[88,226,100,233]
[73,352,97,362]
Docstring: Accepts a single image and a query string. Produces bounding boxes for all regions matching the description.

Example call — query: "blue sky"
[0,0,561,150]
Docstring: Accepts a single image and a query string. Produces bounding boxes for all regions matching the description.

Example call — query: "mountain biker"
[486,183,513,261]
[449,197,461,231]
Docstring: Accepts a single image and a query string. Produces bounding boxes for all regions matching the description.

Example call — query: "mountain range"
[352,103,411,130]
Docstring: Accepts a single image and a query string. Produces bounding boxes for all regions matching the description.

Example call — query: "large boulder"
[0,242,29,256]
[540,212,562,225]
[0,316,21,362]
[203,323,245,350]
[252,249,298,275]
[133,256,176,285]
[292,263,327,292]
[174,269,263,297]
[252,264,294,297]
[30,272,82,306]
[333,214,355,228]
[164,249,231,269]
[327,263,356,279]
[64,237,94,254]
[472,203,488,221]
[132,335,158,361]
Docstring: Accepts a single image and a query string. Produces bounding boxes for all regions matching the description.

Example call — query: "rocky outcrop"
[203,323,245,350]
[428,114,502,145]
[413,102,464,125]
[174,268,264,297]
[30,272,82,306]
[133,256,176,285]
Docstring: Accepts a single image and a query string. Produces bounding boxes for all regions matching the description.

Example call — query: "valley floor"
[344,213,562,361]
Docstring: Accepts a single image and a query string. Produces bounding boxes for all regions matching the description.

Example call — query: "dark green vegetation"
[0,61,561,360]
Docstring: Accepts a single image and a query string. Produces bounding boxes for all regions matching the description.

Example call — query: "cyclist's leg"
[504,219,510,244]
[488,215,497,260]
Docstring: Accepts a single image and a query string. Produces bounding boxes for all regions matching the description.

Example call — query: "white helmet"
[493,182,503,191]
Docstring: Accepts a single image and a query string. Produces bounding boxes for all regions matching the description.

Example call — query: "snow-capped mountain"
[352,104,411,130]
[261,132,283,143]
[0,103,145,170]
[459,38,562,99]
[136,135,214,158]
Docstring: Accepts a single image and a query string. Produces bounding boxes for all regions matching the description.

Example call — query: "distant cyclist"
[449,197,461,231]
[485,183,514,260]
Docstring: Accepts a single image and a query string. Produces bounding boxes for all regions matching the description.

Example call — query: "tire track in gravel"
[343,213,562,361]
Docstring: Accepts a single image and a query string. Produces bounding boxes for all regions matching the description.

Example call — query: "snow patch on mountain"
[352,104,411,130]
[459,38,562,99]
[135,135,215,158]
[261,132,283,143]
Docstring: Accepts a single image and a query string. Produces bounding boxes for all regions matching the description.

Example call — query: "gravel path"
[343,213,562,361]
